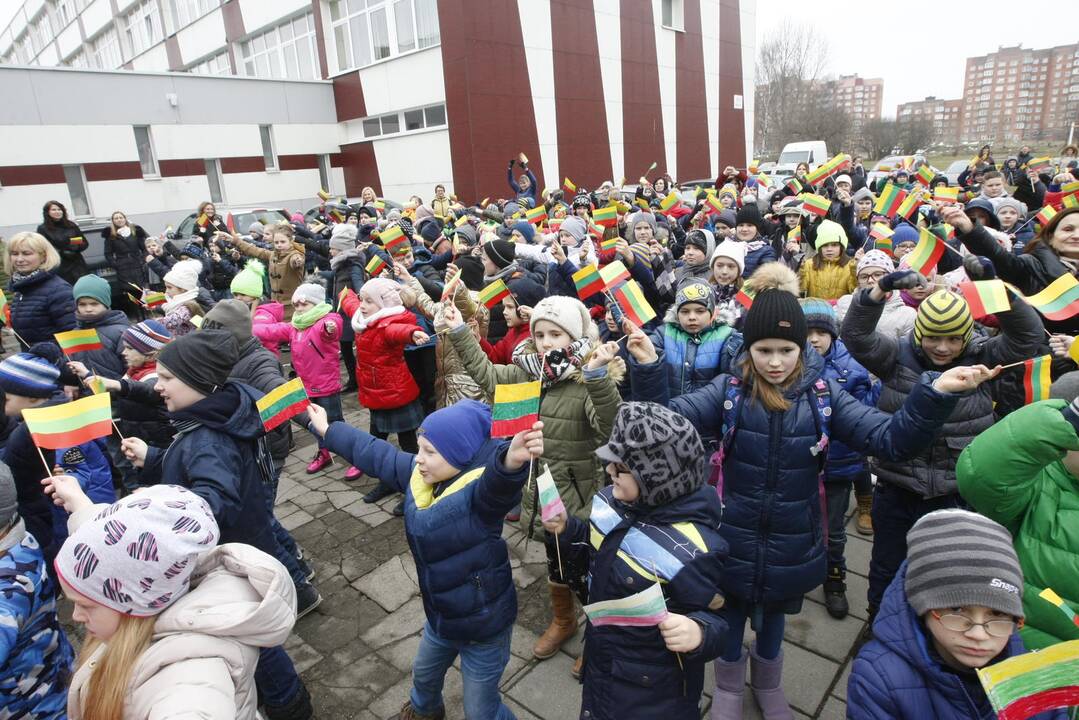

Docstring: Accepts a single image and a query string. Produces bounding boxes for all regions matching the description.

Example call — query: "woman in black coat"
[102,210,149,316]
[192,200,228,244]
[35,200,88,284]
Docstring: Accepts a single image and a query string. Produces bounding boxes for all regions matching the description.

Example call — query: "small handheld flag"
[933,186,960,205]
[600,237,619,251]
[1022,274,1079,321]
[562,177,576,194]
[799,193,831,218]
[256,378,311,431]
[22,393,113,450]
[491,381,541,437]
[379,225,410,255]
[583,581,669,628]
[787,226,802,245]
[1026,156,1053,174]
[144,291,167,308]
[959,280,1011,319]
[785,177,804,195]
[870,223,895,254]
[659,190,680,212]
[55,329,103,355]
[526,205,548,225]
[735,287,756,310]
[86,375,109,395]
[977,638,1079,720]
[915,165,936,187]
[874,183,908,218]
[365,254,388,277]
[592,205,618,228]
[573,265,605,300]
[536,464,565,523]
[479,279,511,309]
[599,261,631,289]
[903,228,946,275]
[612,279,656,327]
[805,153,851,186]
[1035,205,1058,227]
[317,189,331,201]
[1023,355,1052,405]
[895,191,923,220]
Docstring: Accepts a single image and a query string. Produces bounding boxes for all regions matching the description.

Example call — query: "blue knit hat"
[511,221,535,244]
[72,274,112,307]
[180,243,204,259]
[891,223,919,250]
[418,399,493,470]
[122,319,172,355]
[800,297,838,338]
[0,344,61,398]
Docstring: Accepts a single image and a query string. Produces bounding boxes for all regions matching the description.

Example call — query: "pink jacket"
[252,302,285,358]
[253,313,343,397]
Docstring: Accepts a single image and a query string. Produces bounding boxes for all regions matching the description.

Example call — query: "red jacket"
[341,292,420,410]
[480,324,530,365]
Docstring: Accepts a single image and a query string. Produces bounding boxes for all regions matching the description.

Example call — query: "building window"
[187,51,230,75]
[163,0,219,34]
[133,126,159,177]
[63,165,92,217]
[87,28,123,69]
[662,0,684,30]
[124,0,163,57]
[240,13,319,80]
[204,159,225,204]
[329,0,440,73]
[318,154,332,193]
[260,125,278,172]
[362,103,445,138]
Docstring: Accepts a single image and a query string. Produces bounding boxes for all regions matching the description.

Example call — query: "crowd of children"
[0,145,1077,719]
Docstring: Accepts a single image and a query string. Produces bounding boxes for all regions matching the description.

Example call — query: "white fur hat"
[163,259,203,291]
[710,239,746,275]
[529,295,597,342]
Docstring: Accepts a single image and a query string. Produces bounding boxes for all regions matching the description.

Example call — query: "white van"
[772,141,830,180]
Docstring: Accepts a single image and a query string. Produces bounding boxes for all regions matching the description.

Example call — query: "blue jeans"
[310,394,344,449]
[410,622,516,719]
[255,645,302,707]
[720,605,785,661]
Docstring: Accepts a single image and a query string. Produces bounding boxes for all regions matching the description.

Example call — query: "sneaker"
[297,556,315,583]
[823,568,849,620]
[391,499,405,516]
[295,583,323,620]
[345,465,364,481]
[305,448,332,474]
[363,484,395,504]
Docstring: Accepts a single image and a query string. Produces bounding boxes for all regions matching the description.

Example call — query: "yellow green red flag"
[22,393,112,449]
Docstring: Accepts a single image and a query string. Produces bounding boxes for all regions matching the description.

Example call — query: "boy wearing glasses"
[847,509,1067,720]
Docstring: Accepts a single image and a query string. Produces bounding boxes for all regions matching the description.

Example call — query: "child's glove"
[878,270,926,293]
[963,254,996,281]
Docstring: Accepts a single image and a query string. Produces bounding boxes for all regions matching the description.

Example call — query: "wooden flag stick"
[33,442,52,479]
[998,358,1033,371]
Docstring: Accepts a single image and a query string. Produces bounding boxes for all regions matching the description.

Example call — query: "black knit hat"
[158,329,239,396]
[455,256,485,291]
[483,239,516,269]
[735,203,763,233]
[741,288,807,350]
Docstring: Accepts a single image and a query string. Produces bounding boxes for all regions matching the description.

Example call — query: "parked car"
[679,179,715,205]
[172,207,290,240]
[772,141,830,179]
[942,160,969,186]
[302,198,404,224]
[866,154,928,189]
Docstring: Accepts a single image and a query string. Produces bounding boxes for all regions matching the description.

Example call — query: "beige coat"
[66,529,296,720]
[231,236,306,315]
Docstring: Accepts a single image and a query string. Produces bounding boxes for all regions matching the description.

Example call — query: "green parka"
[956,400,1079,649]
[448,325,622,538]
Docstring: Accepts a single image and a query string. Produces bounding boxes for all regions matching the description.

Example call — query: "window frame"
[123,0,163,58]
[63,165,93,219]
[358,103,447,140]
[204,158,225,204]
[133,125,160,178]
[260,125,278,172]
[661,0,684,31]
[329,0,440,75]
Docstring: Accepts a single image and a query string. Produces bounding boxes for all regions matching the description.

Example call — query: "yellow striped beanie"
[914,290,973,347]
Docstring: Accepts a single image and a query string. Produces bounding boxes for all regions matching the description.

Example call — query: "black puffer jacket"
[36,222,88,284]
[102,224,149,287]
[840,287,1043,497]
[7,270,76,349]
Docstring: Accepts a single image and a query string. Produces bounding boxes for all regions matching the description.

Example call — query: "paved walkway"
[282,399,866,719]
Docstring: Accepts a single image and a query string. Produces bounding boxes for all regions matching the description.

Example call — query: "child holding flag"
[442,295,623,666]
[253,283,345,476]
[307,398,544,720]
[68,274,130,379]
[225,223,307,320]
[646,282,735,398]
[542,402,729,720]
[798,220,857,301]
[625,274,999,719]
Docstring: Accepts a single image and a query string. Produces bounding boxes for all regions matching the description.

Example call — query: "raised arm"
[323,422,416,493]
[839,288,899,380]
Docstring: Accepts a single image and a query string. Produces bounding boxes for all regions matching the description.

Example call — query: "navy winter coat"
[741,238,777,279]
[71,309,129,379]
[630,346,959,604]
[141,383,277,556]
[558,486,728,720]
[819,339,879,479]
[647,320,735,398]
[324,425,526,642]
[848,562,1068,720]
[7,271,75,349]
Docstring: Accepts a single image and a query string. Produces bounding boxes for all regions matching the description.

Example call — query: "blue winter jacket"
[0,520,73,719]
[324,424,527,642]
[7,270,75,349]
[141,382,277,556]
[819,339,880,479]
[630,346,959,604]
[647,320,734,398]
[742,238,777,279]
[558,486,728,720]
[507,166,539,204]
[848,562,1068,720]
[71,308,129,379]
[49,438,116,545]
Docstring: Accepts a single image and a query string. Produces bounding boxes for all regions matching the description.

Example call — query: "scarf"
[330,247,364,270]
[652,248,677,296]
[512,337,592,387]
[292,303,332,330]
[483,262,519,285]
[11,269,46,284]
[352,304,406,334]
[163,289,200,314]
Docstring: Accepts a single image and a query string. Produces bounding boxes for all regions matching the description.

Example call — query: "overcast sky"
[755,1,1079,118]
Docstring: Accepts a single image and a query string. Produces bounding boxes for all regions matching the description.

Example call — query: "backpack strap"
[808,378,832,466]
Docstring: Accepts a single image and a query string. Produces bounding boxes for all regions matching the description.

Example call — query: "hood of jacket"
[169,382,263,440]
[253,301,284,324]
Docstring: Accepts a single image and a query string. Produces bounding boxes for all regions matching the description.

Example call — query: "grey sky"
[755,1,1079,118]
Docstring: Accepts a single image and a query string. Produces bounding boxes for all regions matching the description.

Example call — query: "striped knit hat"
[913,290,973,348]
[904,509,1024,618]
[800,298,838,338]
[0,344,61,398]
[122,320,172,355]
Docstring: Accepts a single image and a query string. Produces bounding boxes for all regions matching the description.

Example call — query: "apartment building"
[896,96,963,146]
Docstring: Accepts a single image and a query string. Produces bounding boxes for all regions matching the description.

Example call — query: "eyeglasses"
[929,610,1023,638]
[858,272,887,283]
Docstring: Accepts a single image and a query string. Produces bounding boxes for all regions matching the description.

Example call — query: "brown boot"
[572,643,585,679]
[855,493,874,536]
[398,701,445,720]
[533,581,578,659]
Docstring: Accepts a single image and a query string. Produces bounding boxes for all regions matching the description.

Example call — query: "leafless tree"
[862,119,899,160]
[753,20,831,154]
[896,118,936,154]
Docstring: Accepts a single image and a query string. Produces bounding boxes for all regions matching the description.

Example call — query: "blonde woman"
[4,232,75,349]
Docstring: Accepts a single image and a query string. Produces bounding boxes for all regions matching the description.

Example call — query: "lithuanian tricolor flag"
[526,205,548,225]
[870,223,894,254]
[659,190,680,212]
[785,178,804,195]
[144,291,167,308]
[915,165,935,187]
[1022,273,1079,321]
[592,205,618,228]
[958,279,1011,319]
[573,265,605,300]
[55,329,103,355]
[874,183,907,218]
[479,279,511,308]
[1035,205,1058,227]
[491,381,541,437]
[904,228,946,275]
[977,637,1079,720]
[787,226,802,245]
[599,261,630,289]
[735,286,756,310]
[379,225,410,255]
[933,186,960,205]
[611,279,656,327]
[256,378,310,431]
[600,237,619,251]
[1023,355,1053,405]
[1064,194,1079,210]
[805,154,851,186]
[895,191,923,220]
[799,193,831,218]
[562,177,576,194]
[22,393,112,449]
[365,254,388,277]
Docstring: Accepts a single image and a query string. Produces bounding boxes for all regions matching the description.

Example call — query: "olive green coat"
[449,326,623,537]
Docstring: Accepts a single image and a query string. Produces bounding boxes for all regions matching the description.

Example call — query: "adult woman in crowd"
[35,200,87,284]
[4,232,76,349]
[192,201,228,245]
[102,210,150,316]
